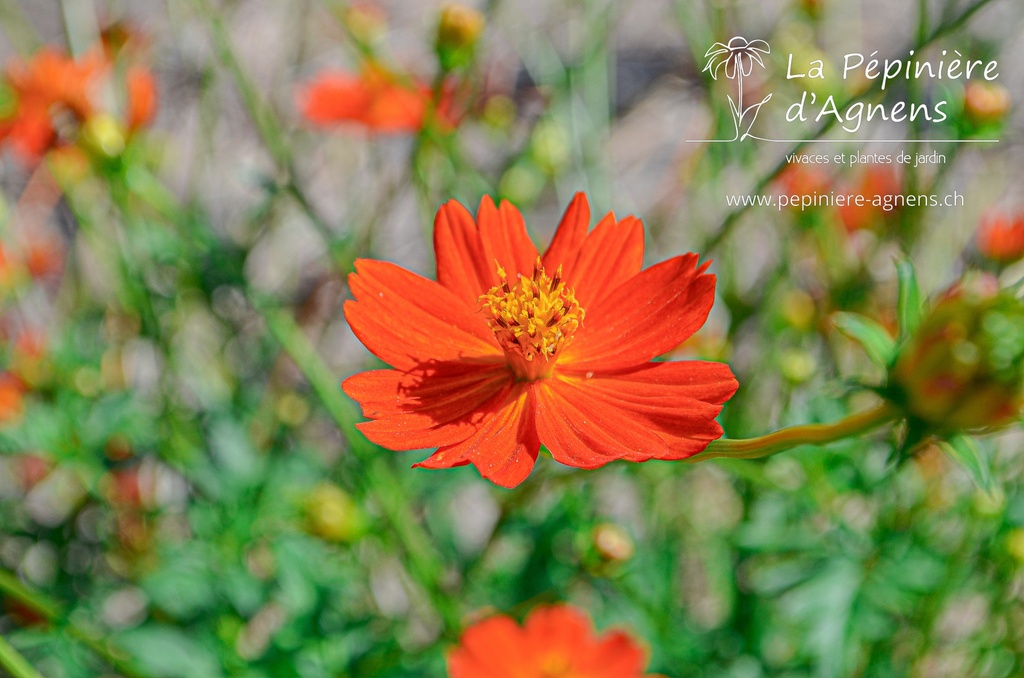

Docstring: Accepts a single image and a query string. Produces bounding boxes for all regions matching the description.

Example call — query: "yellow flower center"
[480,258,583,380]
[538,653,577,678]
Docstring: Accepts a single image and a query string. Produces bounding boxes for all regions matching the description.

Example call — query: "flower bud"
[435,3,485,72]
[592,523,635,564]
[964,81,1010,126]
[889,278,1024,432]
[304,482,364,543]
[79,113,126,160]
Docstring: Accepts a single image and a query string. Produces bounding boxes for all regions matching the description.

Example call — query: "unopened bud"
[436,3,485,72]
[889,277,1024,432]
[304,482,364,543]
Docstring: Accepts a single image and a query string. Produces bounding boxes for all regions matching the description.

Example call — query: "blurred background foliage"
[0,0,1023,676]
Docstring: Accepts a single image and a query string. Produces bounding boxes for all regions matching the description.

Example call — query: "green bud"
[889,276,1024,432]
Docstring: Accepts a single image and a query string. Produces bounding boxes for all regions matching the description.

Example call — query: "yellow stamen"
[480,258,583,378]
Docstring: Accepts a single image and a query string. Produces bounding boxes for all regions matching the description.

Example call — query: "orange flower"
[0,372,24,422]
[342,194,737,487]
[976,209,1024,264]
[299,65,453,133]
[448,604,656,678]
[0,45,157,162]
[0,49,103,161]
[838,164,901,233]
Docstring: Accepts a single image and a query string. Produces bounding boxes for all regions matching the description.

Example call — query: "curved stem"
[692,402,899,461]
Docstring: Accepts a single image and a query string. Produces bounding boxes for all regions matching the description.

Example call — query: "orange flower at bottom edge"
[299,65,453,133]
[341,193,738,488]
[448,604,659,678]
[976,209,1024,264]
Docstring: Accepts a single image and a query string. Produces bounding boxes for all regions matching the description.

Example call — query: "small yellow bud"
[80,114,126,159]
[304,482,364,544]
[964,82,1010,126]
[592,523,635,564]
[436,4,485,71]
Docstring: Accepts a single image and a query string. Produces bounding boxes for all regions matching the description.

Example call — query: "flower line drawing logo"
[703,36,773,141]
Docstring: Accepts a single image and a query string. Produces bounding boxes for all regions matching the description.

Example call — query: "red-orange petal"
[345,259,502,371]
[533,377,671,466]
[434,199,494,305]
[476,196,539,283]
[545,206,645,309]
[299,72,372,125]
[560,253,716,371]
[541,192,590,273]
[125,66,157,131]
[342,365,510,450]
[448,616,525,678]
[559,361,738,460]
[415,384,538,488]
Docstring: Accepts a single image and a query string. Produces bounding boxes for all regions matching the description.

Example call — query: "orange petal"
[342,365,510,450]
[576,629,650,676]
[345,259,502,371]
[434,199,494,305]
[415,384,538,488]
[541,192,590,273]
[299,72,372,125]
[448,615,525,678]
[476,196,539,283]
[534,377,670,466]
[562,362,736,459]
[560,254,716,371]
[549,209,645,309]
[126,66,157,130]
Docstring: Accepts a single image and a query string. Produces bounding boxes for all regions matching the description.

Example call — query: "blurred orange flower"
[0,372,24,422]
[342,193,737,487]
[838,164,901,233]
[0,49,103,161]
[976,209,1024,264]
[0,44,157,163]
[299,65,454,133]
[448,604,657,678]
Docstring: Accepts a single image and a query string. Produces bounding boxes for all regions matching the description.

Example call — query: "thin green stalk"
[189,0,337,249]
[692,402,899,461]
[257,302,463,636]
[0,570,151,678]
[0,632,45,678]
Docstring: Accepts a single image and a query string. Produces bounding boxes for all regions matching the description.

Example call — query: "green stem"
[692,402,899,461]
[0,632,45,678]
[256,302,463,636]
[0,570,151,678]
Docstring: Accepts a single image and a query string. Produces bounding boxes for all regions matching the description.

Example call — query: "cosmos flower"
[299,64,454,133]
[342,193,737,488]
[703,36,770,80]
[447,604,658,678]
[0,45,157,163]
[975,209,1024,264]
[0,49,103,161]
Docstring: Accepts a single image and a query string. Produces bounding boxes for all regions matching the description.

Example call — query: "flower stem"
[693,402,899,461]
[0,632,45,678]
[0,569,152,678]
[257,302,463,636]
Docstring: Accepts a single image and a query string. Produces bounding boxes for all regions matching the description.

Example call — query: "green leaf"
[937,435,994,492]
[832,312,897,367]
[895,257,924,341]
[116,626,224,678]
